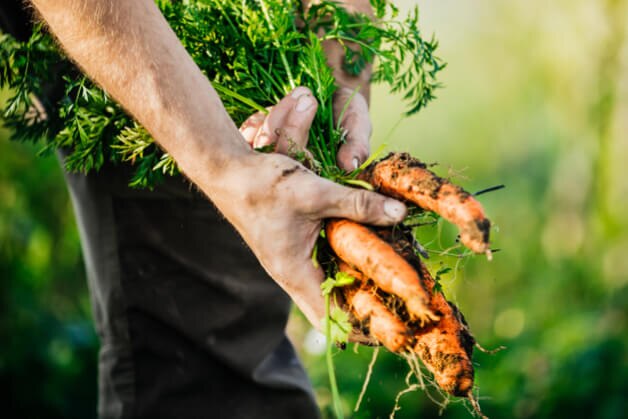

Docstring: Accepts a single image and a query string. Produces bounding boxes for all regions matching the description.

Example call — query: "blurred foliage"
[1,0,627,418]
[0,91,98,417]
[296,0,628,418]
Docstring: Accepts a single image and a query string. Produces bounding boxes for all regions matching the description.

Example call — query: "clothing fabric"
[61,157,319,419]
[2,2,320,417]
[0,0,31,42]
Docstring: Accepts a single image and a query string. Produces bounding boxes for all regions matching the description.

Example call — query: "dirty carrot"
[381,227,476,397]
[334,227,477,398]
[326,219,439,326]
[338,262,409,353]
[360,152,492,256]
[413,262,475,396]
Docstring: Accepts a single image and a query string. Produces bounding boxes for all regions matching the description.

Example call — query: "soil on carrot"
[332,224,476,388]
[329,221,492,417]
[358,152,492,255]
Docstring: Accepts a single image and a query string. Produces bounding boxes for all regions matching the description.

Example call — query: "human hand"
[239,85,372,171]
[239,86,316,163]
[209,87,406,336]
[240,87,372,172]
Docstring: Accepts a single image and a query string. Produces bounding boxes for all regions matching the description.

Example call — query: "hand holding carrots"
[237,87,493,408]
[228,87,407,329]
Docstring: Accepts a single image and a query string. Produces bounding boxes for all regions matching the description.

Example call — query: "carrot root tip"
[475,342,506,355]
[417,309,440,327]
[467,390,488,419]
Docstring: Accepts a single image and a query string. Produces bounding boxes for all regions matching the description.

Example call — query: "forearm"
[30,0,252,193]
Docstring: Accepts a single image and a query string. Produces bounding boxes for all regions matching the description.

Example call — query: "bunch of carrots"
[322,152,493,417]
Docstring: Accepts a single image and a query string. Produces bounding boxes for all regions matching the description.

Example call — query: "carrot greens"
[0,0,443,187]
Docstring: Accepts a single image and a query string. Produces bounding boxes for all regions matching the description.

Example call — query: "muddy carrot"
[338,262,409,353]
[326,218,438,325]
[360,152,491,255]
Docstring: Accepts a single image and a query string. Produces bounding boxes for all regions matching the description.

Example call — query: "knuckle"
[240,127,258,144]
[282,119,303,133]
[351,190,374,219]
[350,141,370,159]
[296,182,326,214]
[291,86,312,99]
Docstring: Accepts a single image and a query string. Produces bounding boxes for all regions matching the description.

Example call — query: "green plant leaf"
[329,306,352,344]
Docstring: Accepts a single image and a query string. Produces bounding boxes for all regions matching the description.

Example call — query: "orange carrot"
[333,227,476,397]
[360,152,491,255]
[326,219,438,325]
[378,227,476,397]
[412,262,475,396]
[338,262,409,353]
[323,151,491,399]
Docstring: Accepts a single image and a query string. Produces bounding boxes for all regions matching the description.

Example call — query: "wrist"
[174,123,256,197]
[197,151,304,236]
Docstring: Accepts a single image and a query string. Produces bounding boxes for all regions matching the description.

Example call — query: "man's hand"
[226,86,406,327]
[30,0,406,329]
[239,85,371,172]
[239,86,317,160]
[317,0,375,171]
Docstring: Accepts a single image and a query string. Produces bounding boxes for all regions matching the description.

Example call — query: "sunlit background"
[1,0,626,418]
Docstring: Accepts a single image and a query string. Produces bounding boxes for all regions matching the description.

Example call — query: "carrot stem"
[257,0,296,90]
[325,292,344,419]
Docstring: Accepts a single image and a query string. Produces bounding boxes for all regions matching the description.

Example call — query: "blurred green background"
[1,0,626,418]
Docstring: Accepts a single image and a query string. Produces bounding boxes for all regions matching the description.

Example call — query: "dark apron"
[61,157,319,419]
[2,2,319,417]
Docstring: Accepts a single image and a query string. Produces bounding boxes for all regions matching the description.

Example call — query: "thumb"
[317,181,407,226]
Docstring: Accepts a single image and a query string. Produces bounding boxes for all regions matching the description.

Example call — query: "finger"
[275,93,318,154]
[336,114,371,171]
[314,179,407,226]
[290,261,327,330]
[252,86,313,149]
[252,103,290,149]
[266,254,326,329]
[239,111,266,146]
[334,90,371,171]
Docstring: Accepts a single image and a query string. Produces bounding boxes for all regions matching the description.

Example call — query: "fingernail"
[352,158,360,170]
[240,126,257,139]
[296,95,314,112]
[291,86,311,98]
[384,199,406,221]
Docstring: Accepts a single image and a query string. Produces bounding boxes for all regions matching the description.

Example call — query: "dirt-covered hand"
[211,87,407,330]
